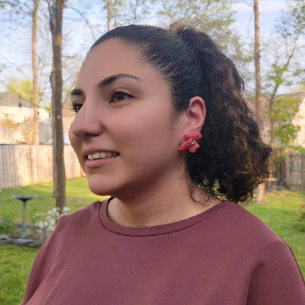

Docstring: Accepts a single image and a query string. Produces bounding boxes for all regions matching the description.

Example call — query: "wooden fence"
[0,145,83,190]
[286,153,305,191]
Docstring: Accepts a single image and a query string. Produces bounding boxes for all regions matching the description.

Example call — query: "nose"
[69,102,103,139]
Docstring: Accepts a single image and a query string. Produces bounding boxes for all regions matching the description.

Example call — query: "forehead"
[77,39,155,87]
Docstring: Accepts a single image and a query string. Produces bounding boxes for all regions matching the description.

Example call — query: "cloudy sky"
[234,0,287,34]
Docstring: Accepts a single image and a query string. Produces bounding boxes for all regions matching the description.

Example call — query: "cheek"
[114,105,174,164]
[69,130,83,160]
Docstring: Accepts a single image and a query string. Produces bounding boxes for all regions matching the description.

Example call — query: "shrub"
[0,211,17,234]
[32,207,71,234]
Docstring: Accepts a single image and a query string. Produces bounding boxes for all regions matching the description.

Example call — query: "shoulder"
[56,200,103,230]
[42,201,104,247]
[213,202,305,285]
[211,201,289,252]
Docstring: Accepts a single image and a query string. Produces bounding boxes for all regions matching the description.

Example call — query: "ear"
[183,96,206,135]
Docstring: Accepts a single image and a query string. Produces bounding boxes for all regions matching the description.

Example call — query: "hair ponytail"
[91,22,272,204]
[170,22,271,203]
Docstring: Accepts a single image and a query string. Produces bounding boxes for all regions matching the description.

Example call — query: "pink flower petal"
[179,139,192,151]
[193,133,202,141]
[183,131,195,141]
[189,143,199,153]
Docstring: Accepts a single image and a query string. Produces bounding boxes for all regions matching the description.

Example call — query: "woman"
[21,22,305,304]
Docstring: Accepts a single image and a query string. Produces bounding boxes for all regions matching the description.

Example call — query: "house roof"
[0,91,33,108]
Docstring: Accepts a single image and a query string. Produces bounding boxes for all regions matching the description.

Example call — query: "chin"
[86,174,122,197]
[88,180,114,197]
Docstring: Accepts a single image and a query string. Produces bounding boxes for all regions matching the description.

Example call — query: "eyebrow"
[70,88,85,97]
[98,73,141,88]
[70,73,141,97]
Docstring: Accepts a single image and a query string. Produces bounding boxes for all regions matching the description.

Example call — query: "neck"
[107,169,221,228]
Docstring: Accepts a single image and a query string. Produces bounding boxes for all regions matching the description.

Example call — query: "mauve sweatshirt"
[21,198,305,305]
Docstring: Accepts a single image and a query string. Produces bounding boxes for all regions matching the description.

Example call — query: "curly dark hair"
[90,22,272,205]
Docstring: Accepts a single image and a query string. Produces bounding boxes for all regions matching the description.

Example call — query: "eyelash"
[70,102,82,113]
[70,91,133,113]
[111,91,133,103]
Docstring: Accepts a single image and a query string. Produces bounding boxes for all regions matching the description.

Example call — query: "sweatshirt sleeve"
[20,215,67,305]
[247,238,305,305]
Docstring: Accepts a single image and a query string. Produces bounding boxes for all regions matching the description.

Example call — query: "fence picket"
[0,145,82,190]
[289,153,305,191]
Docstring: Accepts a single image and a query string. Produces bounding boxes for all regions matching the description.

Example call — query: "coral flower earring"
[179,131,202,153]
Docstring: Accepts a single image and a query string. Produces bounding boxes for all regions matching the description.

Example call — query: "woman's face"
[69,38,186,197]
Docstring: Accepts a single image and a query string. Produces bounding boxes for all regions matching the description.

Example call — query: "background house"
[0,91,50,144]
[0,92,75,144]
[39,101,76,145]
[291,92,305,148]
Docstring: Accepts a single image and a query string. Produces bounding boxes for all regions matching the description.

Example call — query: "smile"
[87,151,119,160]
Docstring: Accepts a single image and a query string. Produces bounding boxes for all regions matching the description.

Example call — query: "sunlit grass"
[0,246,39,305]
[0,177,107,223]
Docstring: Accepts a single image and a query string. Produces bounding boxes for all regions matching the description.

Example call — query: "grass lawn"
[0,246,39,305]
[0,177,107,223]
[0,179,305,305]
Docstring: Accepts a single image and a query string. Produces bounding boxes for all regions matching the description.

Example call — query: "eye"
[111,91,133,103]
[71,101,83,113]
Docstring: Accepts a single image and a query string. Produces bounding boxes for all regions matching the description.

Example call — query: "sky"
[234,0,288,33]
[0,0,299,98]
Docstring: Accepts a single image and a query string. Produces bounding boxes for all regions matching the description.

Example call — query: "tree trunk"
[254,0,261,123]
[49,0,57,198]
[257,180,266,204]
[50,64,57,198]
[103,0,111,31]
[52,0,66,212]
[32,0,40,145]
[268,96,275,176]
[254,0,266,204]
[107,2,111,31]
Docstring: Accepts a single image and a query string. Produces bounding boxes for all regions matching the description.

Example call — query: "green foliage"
[0,211,17,234]
[43,104,52,114]
[263,0,305,97]
[277,0,305,39]
[7,78,44,105]
[157,0,253,91]
[99,0,158,27]
[289,145,305,154]
[273,96,301,146]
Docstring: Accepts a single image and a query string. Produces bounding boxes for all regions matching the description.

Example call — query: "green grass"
[0,181,305,305]
[0,246,39,305]
[0,177,107,223]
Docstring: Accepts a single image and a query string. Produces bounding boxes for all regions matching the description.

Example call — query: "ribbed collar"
[99,197,235,237]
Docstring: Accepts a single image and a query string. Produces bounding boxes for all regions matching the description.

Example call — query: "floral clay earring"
[178,130,202,153]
